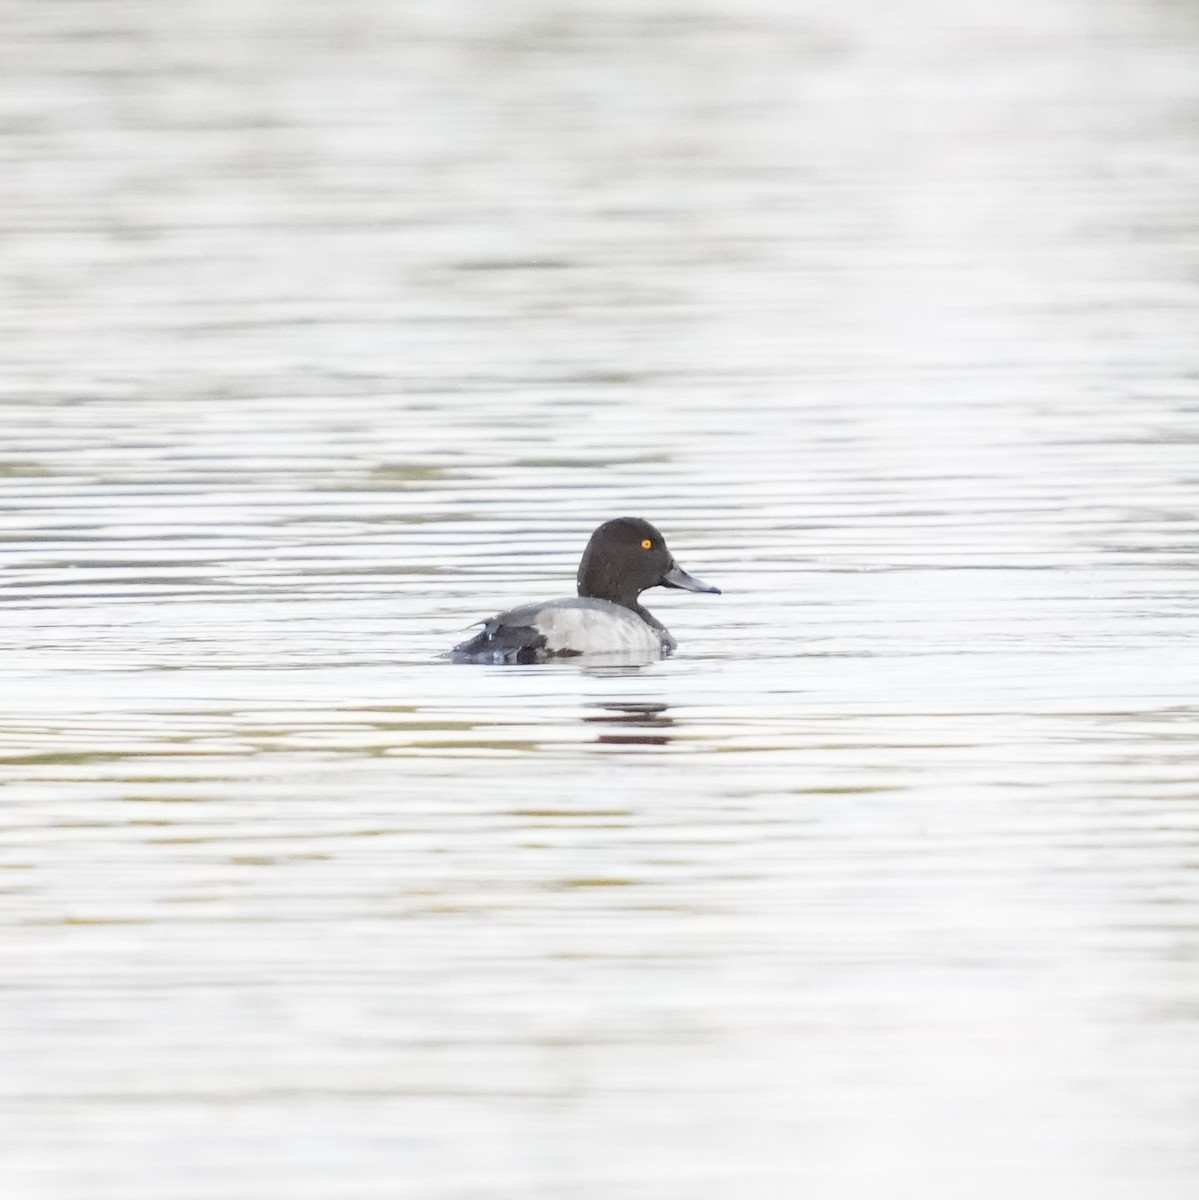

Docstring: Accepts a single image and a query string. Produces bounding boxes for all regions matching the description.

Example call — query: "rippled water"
[3,0,1199,1197]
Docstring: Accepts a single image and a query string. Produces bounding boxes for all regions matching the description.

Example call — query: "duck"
[449,517,719,664]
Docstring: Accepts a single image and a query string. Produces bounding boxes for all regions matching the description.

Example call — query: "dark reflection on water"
[2,0,1199,1197]
[583,701,674,746]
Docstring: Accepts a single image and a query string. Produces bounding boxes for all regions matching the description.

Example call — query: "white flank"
[528,598,666,656]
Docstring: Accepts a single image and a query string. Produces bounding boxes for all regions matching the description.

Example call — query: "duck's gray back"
[450,597,668,663]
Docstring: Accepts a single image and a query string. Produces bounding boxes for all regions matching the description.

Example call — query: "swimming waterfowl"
[449,517,719,664]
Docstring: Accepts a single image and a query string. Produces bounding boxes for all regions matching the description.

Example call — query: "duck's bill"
[661,563,720,594]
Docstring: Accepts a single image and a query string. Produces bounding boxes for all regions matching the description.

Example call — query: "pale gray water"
[2,0,1199,1197]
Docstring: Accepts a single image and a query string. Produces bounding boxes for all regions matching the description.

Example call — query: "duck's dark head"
[576,517,720,609]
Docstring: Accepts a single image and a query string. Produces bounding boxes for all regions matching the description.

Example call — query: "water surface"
[2,0,1199,1197]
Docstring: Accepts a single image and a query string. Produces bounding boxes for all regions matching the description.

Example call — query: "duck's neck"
[578,566,672,632]
[579,583,649,619]
[627,599,665,631]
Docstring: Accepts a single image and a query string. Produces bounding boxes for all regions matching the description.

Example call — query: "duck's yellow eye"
[641,539,653,550]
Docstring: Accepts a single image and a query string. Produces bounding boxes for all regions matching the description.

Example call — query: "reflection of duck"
[449,518,719,664]
[583,701,674,747]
